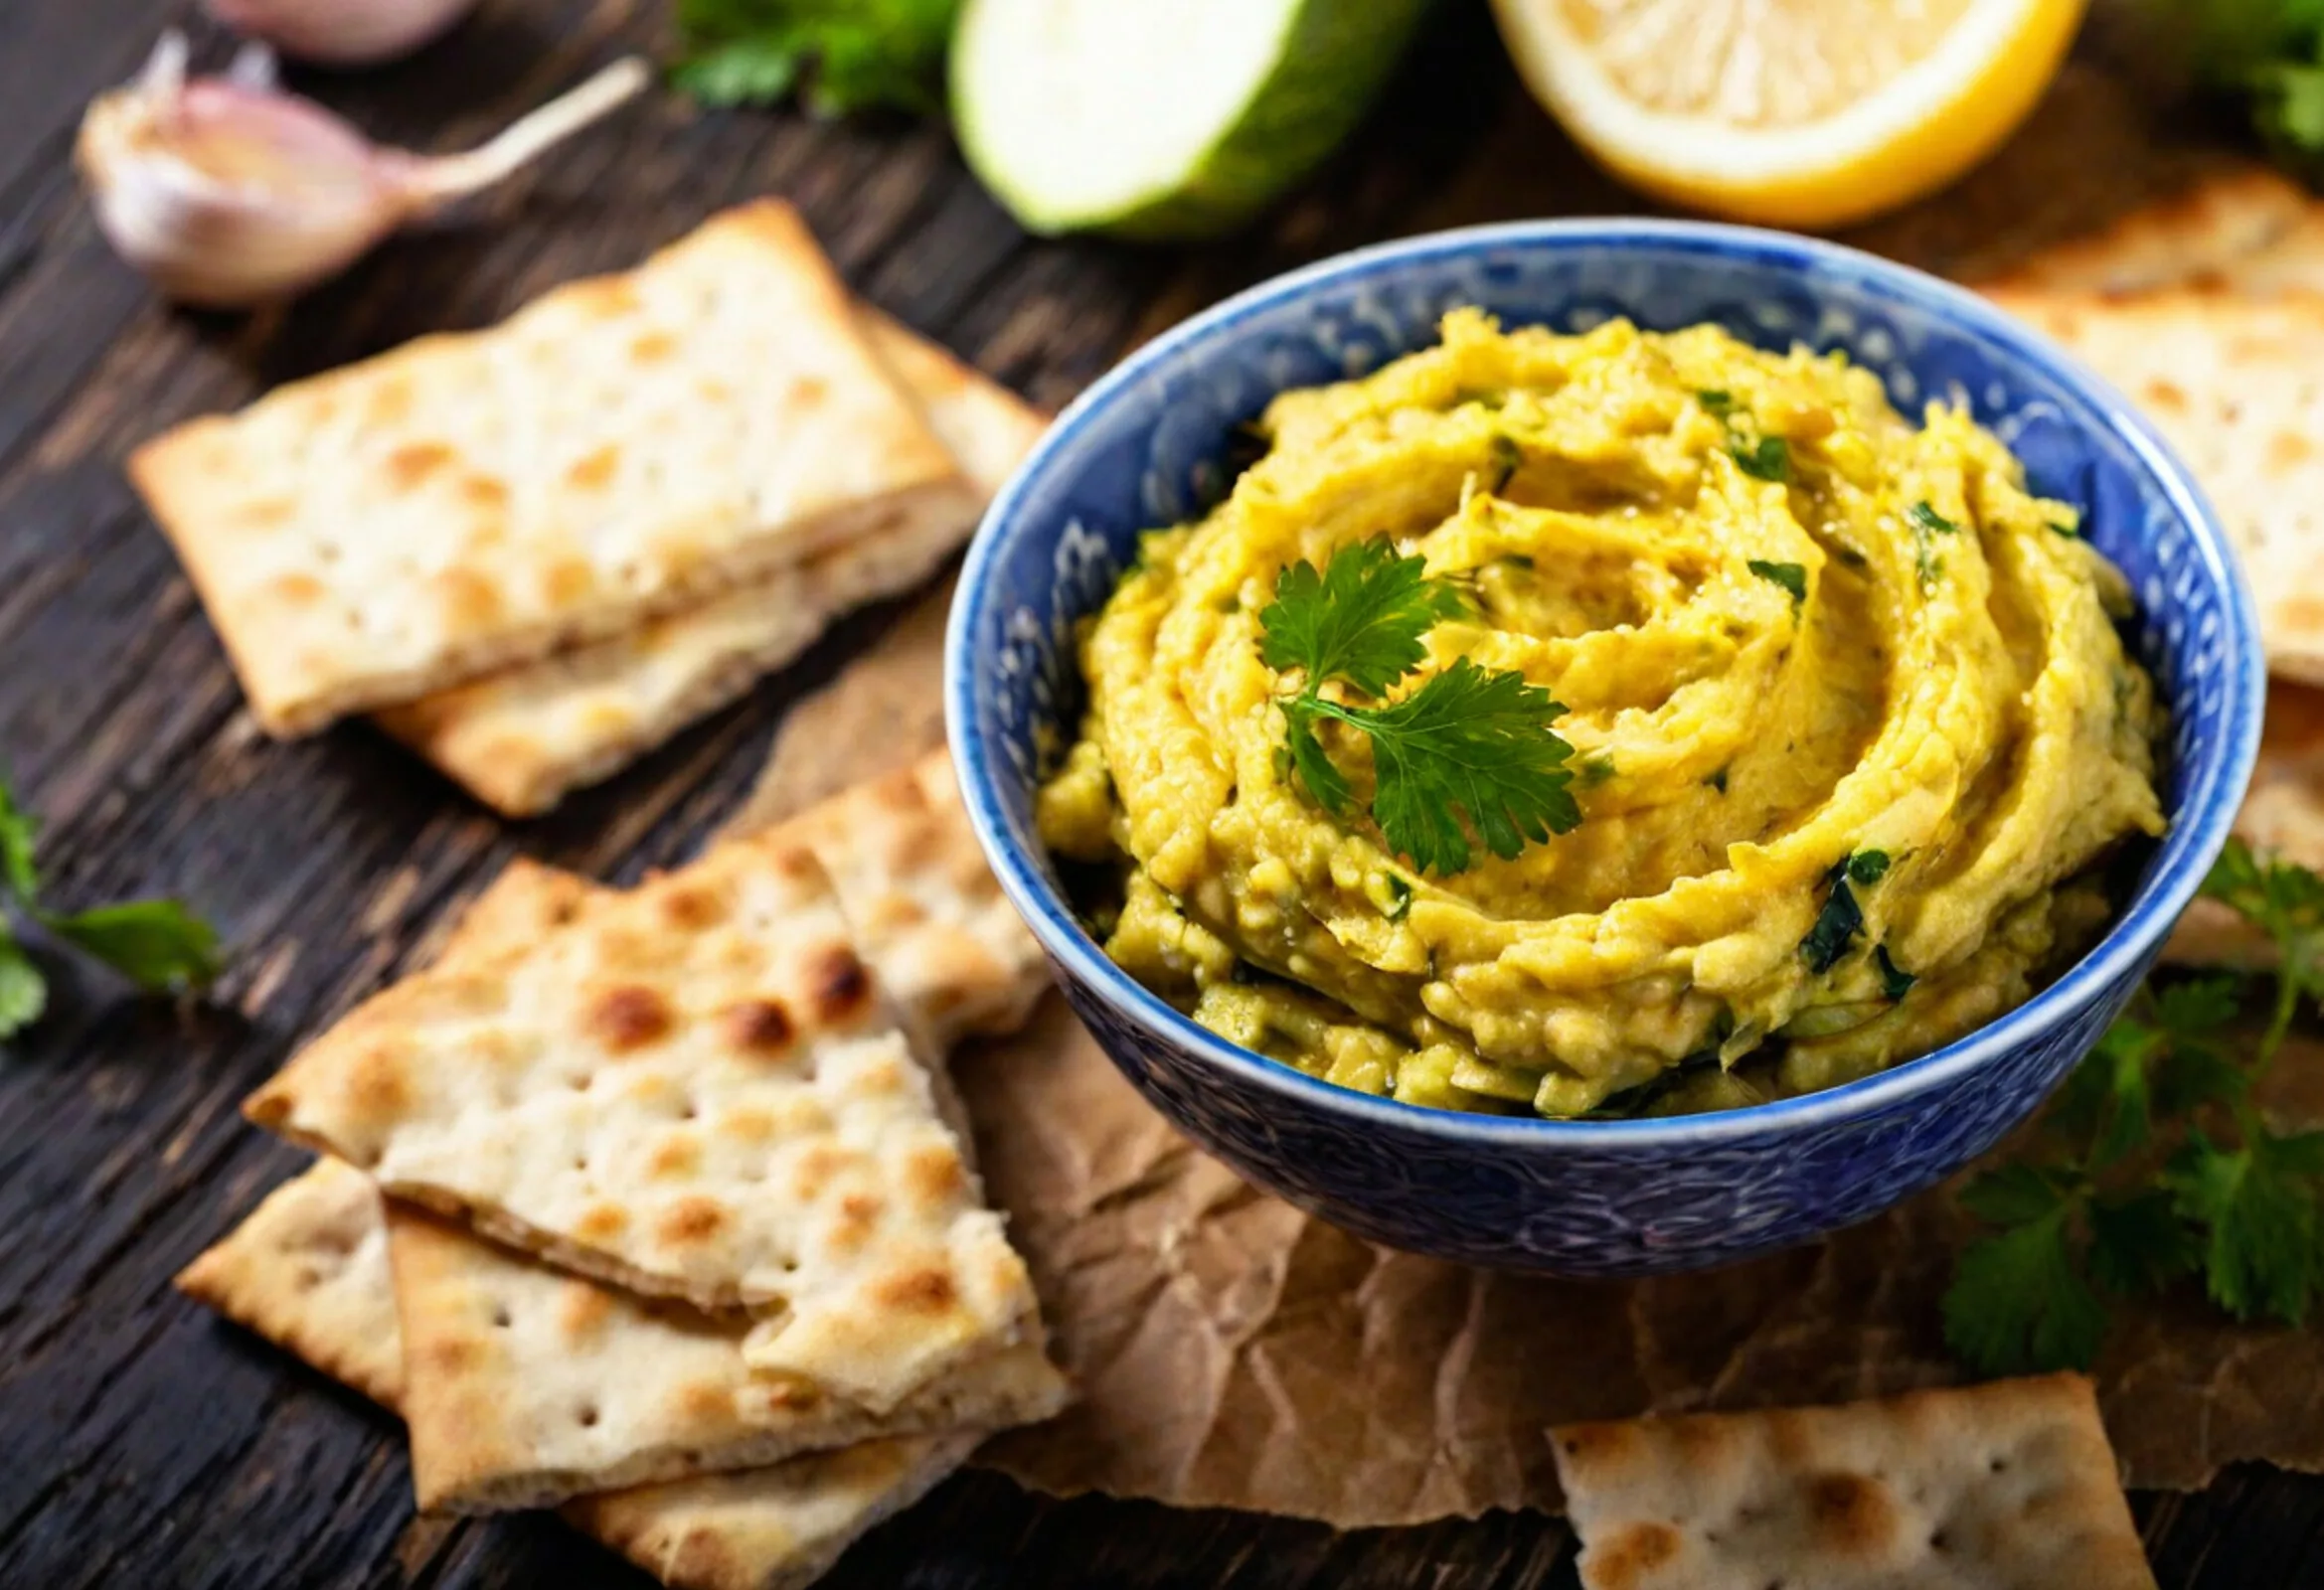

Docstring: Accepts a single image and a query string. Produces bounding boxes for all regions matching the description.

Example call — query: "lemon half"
[1492,0,2090,228]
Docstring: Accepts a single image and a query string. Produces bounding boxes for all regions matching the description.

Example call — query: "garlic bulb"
[76,34,649,310]
[203,0,479,67]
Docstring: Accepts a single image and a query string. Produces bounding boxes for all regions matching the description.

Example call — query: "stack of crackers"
[179,750,1068,1590]
[1972,163,2324,963]
[128,202,1046,817]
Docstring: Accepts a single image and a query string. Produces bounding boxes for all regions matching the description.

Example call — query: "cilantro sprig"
[673,0,958,114]
[0,773,219,1041]
[1258,540,1580,875]
[1943,838,2324,1374]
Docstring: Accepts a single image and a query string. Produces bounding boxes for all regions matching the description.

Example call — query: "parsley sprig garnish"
[1258,540,1580,875]
[1943,838,2324,1374]
[0,774,220,1040]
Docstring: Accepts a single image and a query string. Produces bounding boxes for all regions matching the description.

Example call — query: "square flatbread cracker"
[2166,680,2324,967]
[389,1200,1065,1511]
[774,748,1047,1054]
[373,312,1048,817]
[1970,164,2313,295]
[243,827,1043,1406]
[1551,1373,2156,1590]
[177,1158,980,1590]
[129,201,974,737]
[1983,286,2324,685]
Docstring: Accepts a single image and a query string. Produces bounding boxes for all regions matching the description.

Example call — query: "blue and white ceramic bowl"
[945,221,2263,1277]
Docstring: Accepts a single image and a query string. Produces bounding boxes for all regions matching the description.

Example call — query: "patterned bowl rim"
[946,217,2265,1148]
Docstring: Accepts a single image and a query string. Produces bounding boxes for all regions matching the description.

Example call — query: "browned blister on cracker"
[130,201,972,737]
[1551,1372,2156,1590]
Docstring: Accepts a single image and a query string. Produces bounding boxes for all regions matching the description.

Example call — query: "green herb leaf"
[1484,434,1522,494]
[2083,1021,2162,1171]
[1908,500,1961,537]
[1958,1164,2071,1225]
[1731,436,1790,482]
[673,0,959,114]
[0,777,38,903]
[2165,1128,2323,1325]
[1577,754,1616,790]
[1695,389,1736,415]
[1875,944,1915,1000]
[1847,850,1892,886]
[1332,659,1579,875]
[1746,559,1808,607]
[2086,1188,2201,1298]
[1279,702,1354,817]
[1259,539,1468,699]
[1942,1200,2108,1374]
[1382,874,1413,922]
[45,901,221,993]
[1799,870,1864,973]
[1261,545,1578,874]
[0,930,45,1040]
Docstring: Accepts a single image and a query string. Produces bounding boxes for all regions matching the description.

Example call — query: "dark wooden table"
[2,3,2320,1586]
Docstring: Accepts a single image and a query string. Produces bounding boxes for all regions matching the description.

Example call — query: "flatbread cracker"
[243,828,1042,1404]
[1552,1373,2156,1590]
[777,749,1047,1053]
[178,1164,983,1589]
[390,1201,1065,1510]
[373,313,1048,818]
[176,1155,405,1407]
[2165,680,2324,966]
[1972,164,2311,295]
[130,201,974,736]
[1983,286,2324,684]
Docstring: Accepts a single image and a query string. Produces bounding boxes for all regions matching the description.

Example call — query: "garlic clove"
[77,35,648,311]
[203,0,481,69]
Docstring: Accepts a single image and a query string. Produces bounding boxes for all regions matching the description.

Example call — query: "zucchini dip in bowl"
[1037,308,2165,1122]
[949,223,2260,1273]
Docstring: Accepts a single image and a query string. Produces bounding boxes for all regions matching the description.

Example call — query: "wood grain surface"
[1,3,2319,1587]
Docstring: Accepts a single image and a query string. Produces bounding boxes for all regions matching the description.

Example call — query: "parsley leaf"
[1695,389,1736,415]
[673,0,959,115]
[47,902,220,993]
[1731,436,1790,482]
[1261,545,1578,875]
[1484,434,1522,494]
[1875,944,1915,1000]
[1746,559,1807,607]
[1324,659,1578,875]
[1259,540,1468,699]
[1943,1197,2108,1374]
[0,930,44,1039]
[0,771,223,1040]
[1800,853,1887,972]
[1279,703,1354,817]
[0,777,38,901]
[1908,500,1961,537]
[2166,1126,2324,1324]
[2087,1188,2202,1297]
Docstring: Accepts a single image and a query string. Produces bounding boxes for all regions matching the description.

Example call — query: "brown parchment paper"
[721,56,2324,1525]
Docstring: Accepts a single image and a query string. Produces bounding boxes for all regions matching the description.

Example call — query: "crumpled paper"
[727,590,2324,1527]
